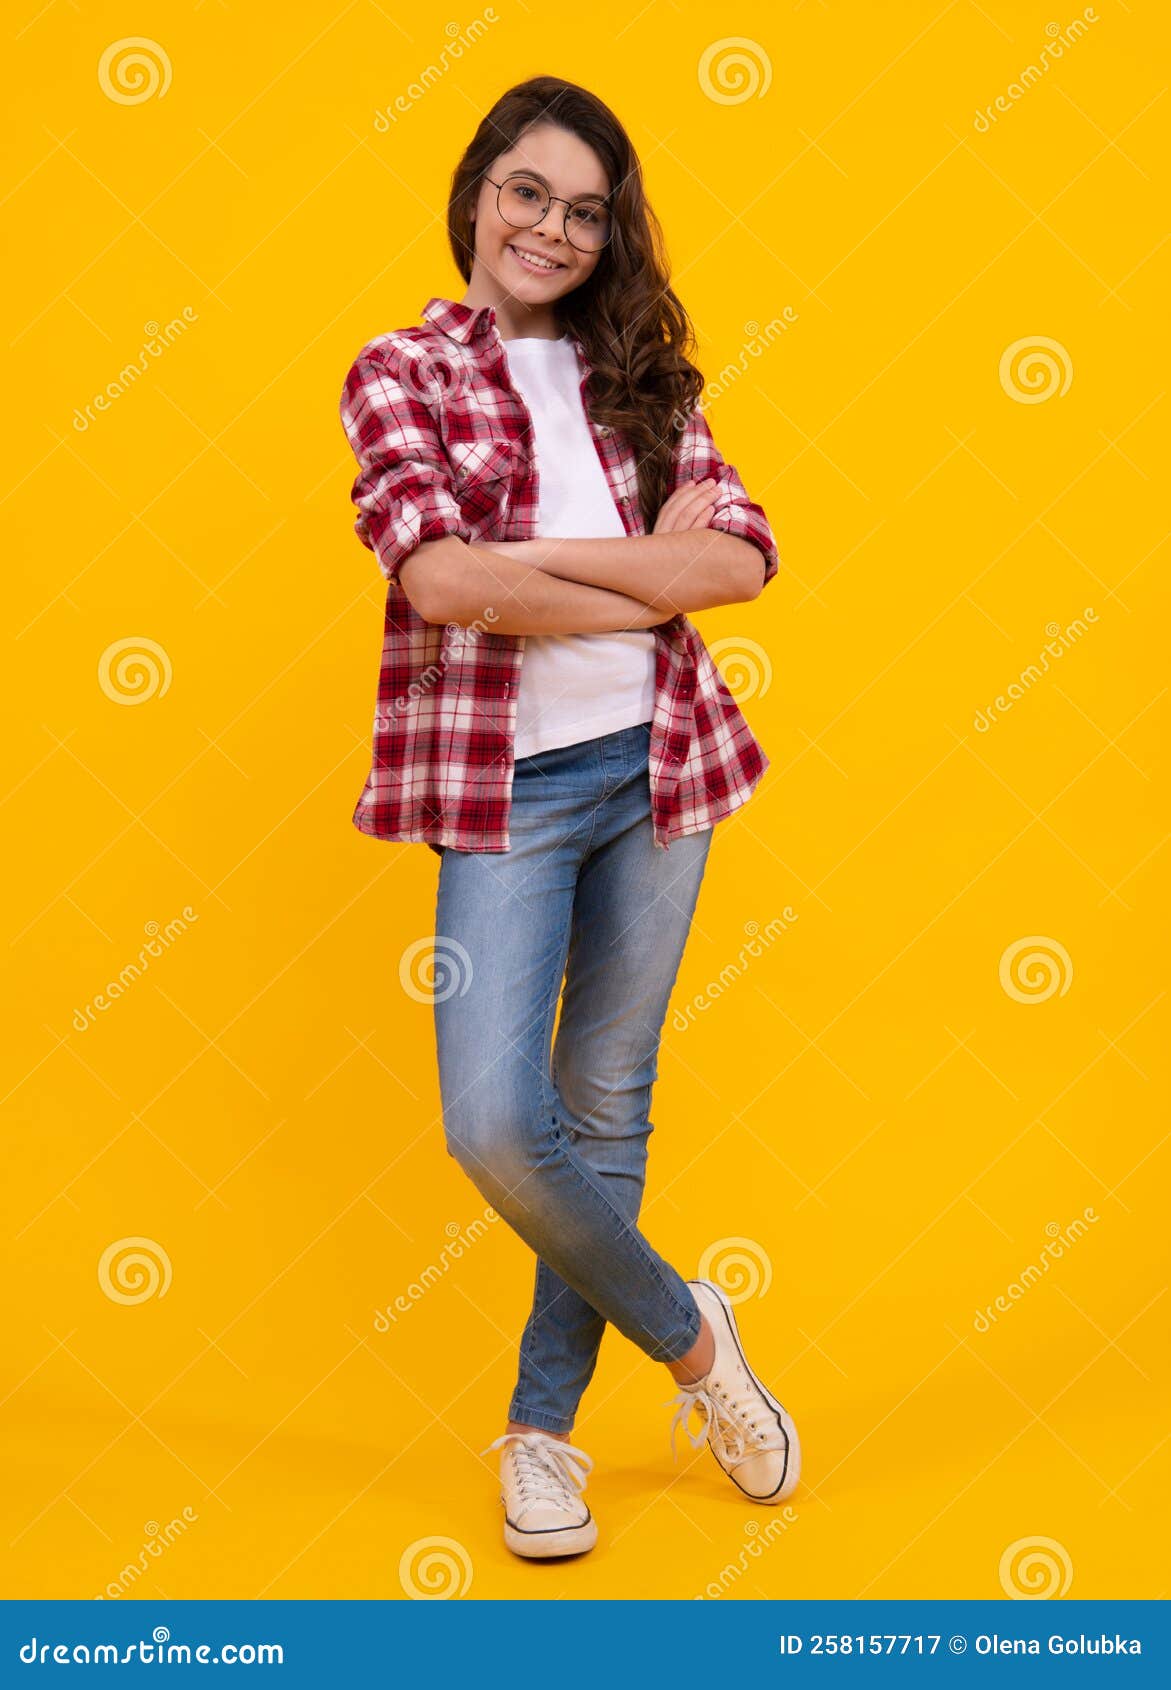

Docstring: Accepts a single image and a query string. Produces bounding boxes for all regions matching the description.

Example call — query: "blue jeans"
[433,721,712,1433]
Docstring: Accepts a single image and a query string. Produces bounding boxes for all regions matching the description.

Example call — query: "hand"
[652,477,719,535]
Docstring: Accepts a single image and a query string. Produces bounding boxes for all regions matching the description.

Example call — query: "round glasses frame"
[484,173,613,253]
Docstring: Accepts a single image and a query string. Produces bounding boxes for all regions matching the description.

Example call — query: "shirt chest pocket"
[446,435,520,528]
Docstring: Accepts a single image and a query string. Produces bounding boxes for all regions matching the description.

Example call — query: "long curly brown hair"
[445,74,704,530]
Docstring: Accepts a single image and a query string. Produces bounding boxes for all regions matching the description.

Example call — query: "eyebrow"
[504,168,609,203]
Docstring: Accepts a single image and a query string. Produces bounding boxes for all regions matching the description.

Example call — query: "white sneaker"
[480,1430,598,1558]
[663,1279,801,1503]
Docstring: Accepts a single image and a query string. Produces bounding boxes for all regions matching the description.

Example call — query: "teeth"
[510,245,560,273]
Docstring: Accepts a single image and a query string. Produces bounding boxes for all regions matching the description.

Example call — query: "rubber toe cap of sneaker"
[730,1449,792,1500]
[512,1503,587,1533]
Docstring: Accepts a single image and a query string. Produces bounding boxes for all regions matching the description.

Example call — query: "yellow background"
[2,0,1167,1602]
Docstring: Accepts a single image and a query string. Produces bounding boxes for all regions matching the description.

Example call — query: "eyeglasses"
[484,172,612,253]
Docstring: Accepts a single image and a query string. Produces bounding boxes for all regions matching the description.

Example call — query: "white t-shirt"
[501,334,656,759]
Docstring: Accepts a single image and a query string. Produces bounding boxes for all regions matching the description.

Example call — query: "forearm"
[407,538,670,634]
[507,529,763,615]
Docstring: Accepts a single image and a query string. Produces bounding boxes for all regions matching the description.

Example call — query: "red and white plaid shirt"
[340,295,779,853]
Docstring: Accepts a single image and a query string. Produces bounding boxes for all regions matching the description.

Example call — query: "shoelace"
[663,1376,775,1467]
[480,1432,593,1514]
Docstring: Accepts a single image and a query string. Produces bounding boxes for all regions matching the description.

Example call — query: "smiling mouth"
[506,243,567,275]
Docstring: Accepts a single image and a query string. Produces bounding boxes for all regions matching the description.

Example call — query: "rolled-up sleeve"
[339,344,470,586]
[669,401,779,589]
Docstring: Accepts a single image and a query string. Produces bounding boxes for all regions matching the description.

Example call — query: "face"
[469,121,609,313]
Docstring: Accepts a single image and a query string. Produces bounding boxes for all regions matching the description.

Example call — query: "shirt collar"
[422,295,586,360]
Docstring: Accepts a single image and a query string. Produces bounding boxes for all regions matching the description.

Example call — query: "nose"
[532,204,570,244]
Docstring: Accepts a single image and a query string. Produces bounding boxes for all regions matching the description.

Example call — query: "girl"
[340,75,799,1560]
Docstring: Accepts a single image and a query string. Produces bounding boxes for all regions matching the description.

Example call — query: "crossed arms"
[340,344,778,636]
[401,480,766,635]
